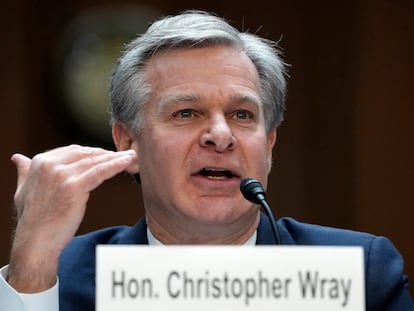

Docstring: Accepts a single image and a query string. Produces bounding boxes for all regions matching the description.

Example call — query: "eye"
[233,110,253,120]
[174,109,195,119]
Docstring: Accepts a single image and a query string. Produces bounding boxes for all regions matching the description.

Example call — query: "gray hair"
[110,10,287,133]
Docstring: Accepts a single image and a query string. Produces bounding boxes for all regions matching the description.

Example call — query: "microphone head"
[240,178,266,204]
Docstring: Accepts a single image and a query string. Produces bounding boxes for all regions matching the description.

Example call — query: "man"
[0,10,412,311]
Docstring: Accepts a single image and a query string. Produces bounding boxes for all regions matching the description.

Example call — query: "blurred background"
[1,0,413,297]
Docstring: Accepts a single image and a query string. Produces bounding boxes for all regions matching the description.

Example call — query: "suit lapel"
[117,216,149,245]
[256,213,295,245]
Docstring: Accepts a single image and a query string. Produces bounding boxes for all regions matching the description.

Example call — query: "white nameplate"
[96,245,365,310]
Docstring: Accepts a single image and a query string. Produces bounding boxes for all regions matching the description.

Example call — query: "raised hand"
[7,145,137,293]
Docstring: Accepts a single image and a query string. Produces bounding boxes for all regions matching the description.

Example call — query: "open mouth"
[198,167,238,180]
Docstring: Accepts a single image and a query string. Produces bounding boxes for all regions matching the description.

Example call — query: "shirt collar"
[147,228,257,246]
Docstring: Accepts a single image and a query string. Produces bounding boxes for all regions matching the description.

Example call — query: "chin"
[187,204,255,226]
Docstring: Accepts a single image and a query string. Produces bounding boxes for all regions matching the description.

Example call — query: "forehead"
[143,46,261,102]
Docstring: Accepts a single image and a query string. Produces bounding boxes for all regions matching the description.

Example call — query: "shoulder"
[58,225,134,281]
[57,225,131,310]
[58,218,148,310]
[278,217,413,310]
[278,217,401,277]
[60,216,148,266]
[278,217,376,246]
[62,216,148,257]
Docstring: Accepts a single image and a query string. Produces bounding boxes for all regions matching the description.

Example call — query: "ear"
[266,128,277,173]
[112,122,140,174]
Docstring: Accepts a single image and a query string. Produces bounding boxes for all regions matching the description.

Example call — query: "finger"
[65,149,137,175]
[34,144,116,166]
[11,153,32,188]
[75,152,136,192]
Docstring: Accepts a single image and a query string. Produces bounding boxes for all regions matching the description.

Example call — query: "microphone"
[240,178,281,245]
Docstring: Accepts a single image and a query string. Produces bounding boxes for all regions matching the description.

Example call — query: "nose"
[200,115,236,152]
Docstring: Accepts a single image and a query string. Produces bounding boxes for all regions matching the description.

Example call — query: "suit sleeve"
[365,236,414,311]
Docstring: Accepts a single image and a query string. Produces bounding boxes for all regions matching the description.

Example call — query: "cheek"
[141,131,192,170]
[159,134,187,157]
[243,136,273,171]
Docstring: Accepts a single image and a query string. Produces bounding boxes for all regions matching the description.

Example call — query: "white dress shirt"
[0,265,59,311]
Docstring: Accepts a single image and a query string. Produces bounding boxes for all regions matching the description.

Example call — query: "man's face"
[129,46,276,239]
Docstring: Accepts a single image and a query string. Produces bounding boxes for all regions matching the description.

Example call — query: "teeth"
[199,168,234,178]
[204,167,226,172]
[206,175,228,180]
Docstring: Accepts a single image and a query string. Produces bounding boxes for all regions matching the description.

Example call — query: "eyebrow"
[229,93,261,108]
[158,94,201,113]
[157,92,261,113]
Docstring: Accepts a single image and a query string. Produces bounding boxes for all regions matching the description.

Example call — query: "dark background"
[1,0,413,297]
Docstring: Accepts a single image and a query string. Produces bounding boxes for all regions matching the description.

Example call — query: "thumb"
[11,153,32,188]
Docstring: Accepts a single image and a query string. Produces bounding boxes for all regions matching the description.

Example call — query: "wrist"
[7,259,58,293]
[8,232,59,293]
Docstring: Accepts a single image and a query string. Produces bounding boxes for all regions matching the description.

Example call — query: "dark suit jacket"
[59,214,413,310]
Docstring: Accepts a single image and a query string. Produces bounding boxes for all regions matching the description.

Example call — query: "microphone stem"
[259,198,281,245]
